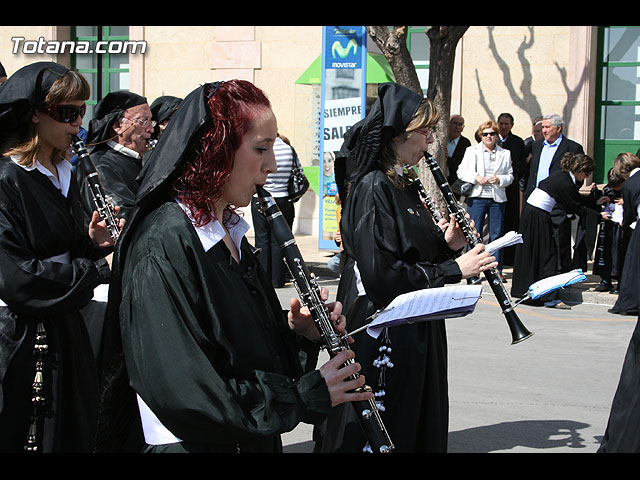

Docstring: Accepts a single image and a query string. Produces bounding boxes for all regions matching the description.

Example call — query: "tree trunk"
[366,26,422,95]
[419,26,468,206]
[366,26,468,211]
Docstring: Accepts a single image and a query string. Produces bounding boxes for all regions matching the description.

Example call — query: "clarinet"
[404,165,444,222]
[256,186,394,453]
[146,138,158,150]
[71,135,121,243]
[422,153,534,344]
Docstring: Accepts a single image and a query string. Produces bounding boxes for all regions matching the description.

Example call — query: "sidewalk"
[249,233,619,308]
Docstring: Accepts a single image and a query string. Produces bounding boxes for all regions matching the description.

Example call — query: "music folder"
[527,269,587,300]
[361,285,483,339]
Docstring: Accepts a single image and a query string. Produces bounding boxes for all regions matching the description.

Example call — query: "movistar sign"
[324,26,364,69]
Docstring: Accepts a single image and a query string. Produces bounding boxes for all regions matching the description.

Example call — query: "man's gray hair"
[543,114,564,129]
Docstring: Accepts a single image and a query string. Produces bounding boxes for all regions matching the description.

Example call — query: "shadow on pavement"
[283,440,315,453]
[448,419,595,452]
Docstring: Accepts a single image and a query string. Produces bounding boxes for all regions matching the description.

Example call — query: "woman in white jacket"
[456,120,513,278]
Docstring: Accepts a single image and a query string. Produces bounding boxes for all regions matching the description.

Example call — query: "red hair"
[173,80,271,227]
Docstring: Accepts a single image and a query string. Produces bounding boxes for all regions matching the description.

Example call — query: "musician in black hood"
[0,62,117,452]
[134,95,183,183]
[75,90,153,223]
[149,95,182,143]
[320,83,495,453]
[95,79,371,453]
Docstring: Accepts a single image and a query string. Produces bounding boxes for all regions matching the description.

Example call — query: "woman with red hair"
[95,80,370,453]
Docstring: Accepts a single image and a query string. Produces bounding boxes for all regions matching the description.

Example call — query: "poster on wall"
[319,25,367,250]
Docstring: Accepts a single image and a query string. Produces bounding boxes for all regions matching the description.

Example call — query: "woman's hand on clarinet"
[456,244,497,278]
[319,350,373,406]
[288,287,350,341]
[442,213,472,251]
[88,207,125,248]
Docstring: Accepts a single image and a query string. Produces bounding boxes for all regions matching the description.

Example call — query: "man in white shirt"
[524,114,585,276]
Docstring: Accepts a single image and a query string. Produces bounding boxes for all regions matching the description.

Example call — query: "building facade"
[1,25,638,234]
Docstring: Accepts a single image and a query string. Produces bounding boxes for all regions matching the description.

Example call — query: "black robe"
[320,170,461,453]
[76,146,142,223]
[499,134,526,265]
[0,157,111,452]
[592,186,628,283]
[610,172,640,314]
[599,172,640,453]
[75,145,141,363]
[115,200,329,452]
[511,170,600,302]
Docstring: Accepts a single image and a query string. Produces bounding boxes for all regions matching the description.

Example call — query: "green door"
[594,26,640,183]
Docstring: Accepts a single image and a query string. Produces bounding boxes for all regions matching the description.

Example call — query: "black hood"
[0,62,69,151]
[86,90,148,149]
[334,82,423,202]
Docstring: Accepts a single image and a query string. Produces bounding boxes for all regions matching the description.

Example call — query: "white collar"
[544,134,563,147]
[481,144,496,154]
[107,140,142,159]
[11,156,72,197]
[175,199,250,257]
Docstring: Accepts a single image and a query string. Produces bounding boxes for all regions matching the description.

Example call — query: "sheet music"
[528,269,587,299]
[610,203,623,225]
[485,231,523,255]
[366,285,482,338]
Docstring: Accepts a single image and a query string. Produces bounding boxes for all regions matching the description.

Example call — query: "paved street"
[269,251,637,454]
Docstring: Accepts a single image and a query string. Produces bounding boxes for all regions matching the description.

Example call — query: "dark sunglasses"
[481,131,497,137]
[39,103,86,123]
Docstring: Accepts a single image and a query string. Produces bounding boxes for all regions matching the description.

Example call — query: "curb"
[254,233,620,308]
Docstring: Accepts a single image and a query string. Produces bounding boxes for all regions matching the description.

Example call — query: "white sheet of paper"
[366,285,482,338]
[611,203,623,225]
[484,231,523,254]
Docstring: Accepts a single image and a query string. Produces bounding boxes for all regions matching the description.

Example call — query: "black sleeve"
[0,197,109,316]
[120,228,331,445]
[342,177,461,308]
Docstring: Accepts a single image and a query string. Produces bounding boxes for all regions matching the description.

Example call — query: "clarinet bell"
[507,314,534,344]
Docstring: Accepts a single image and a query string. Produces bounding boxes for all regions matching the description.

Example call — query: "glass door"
[594,26,640,182]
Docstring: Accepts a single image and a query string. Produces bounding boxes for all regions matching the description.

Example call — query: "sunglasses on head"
[38,103,86,123]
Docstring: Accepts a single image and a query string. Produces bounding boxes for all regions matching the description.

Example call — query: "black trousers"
[550,208,572,273]
[251,196,295,287]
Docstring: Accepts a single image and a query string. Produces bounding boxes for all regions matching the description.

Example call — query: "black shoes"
[595,280,613,292]
[608,308,639,316]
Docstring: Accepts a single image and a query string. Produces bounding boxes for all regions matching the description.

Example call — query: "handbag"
[451,178,473,197]
[451,152,478,197]
[287,147,309,202]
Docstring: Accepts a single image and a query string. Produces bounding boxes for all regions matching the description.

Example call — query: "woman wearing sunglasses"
[456,120,514,281]
[0,62,119,452]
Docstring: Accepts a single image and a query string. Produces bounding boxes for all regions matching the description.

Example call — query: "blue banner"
[319,26,367,251]
[324,26,365,70]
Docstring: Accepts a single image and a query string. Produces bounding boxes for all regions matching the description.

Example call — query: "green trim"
[71,26,130,100]
[295,55,322,85]
[302,165,320,194]
[295,52,395,85]
[594,26,640,183]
